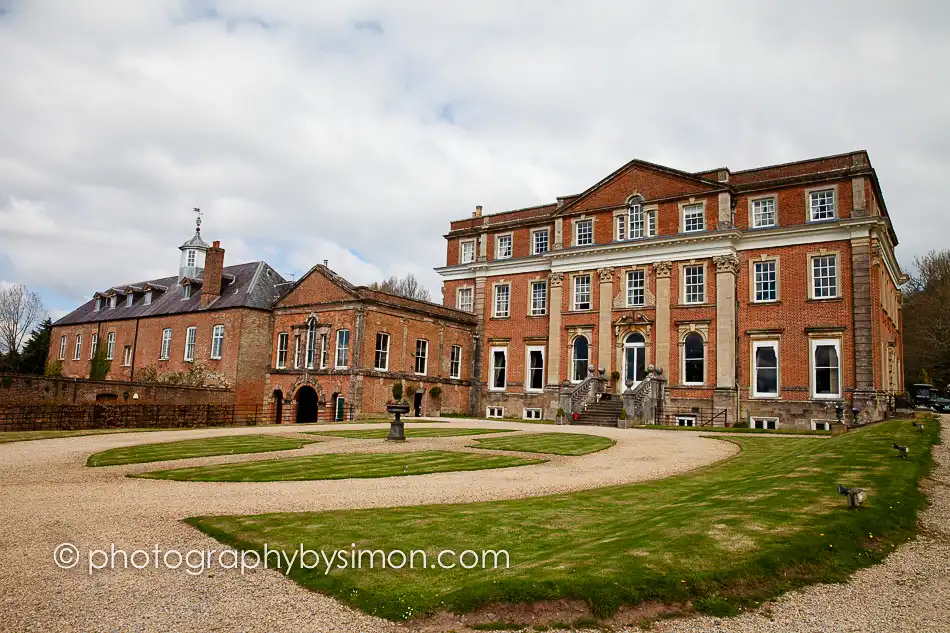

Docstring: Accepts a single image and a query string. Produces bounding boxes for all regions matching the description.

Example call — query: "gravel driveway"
[0,420,734,633]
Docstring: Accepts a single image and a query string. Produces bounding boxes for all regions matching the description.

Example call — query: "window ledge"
[490,316,511,320]
[806,297,844,304]
[527,313,548,318]
[751,300,782,306]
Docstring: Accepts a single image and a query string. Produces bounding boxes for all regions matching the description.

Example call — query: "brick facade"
[437,151,907,429]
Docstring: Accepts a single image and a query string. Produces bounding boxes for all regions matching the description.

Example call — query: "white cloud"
[0,0,947,318]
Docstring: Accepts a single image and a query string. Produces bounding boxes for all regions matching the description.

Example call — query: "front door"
[413,391,423,417]
[623,333,647,387]
[334,395,345,421]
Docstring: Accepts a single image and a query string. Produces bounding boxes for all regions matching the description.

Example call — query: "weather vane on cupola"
[193,207,202,233]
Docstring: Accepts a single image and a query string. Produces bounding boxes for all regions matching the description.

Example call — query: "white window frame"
[810,254,839,300]
[108,295,116,309]
[525,345,545,392]
[570,335,590,383]
[106,332,115,360]
[683,265,705,304]
[811,338,842,400]
[751,417,779,430]
[122,345,132,367]
[809,188,836,222]
[752,340,780,399]
[811,420,832,431]
[94,298,102,312]
[753,260,778,303]
[186,249,196,266]
[335,329,350,369]
[58,335,66,360]
[305,320,317,369]
[629,203,645,239]
[573,274,592,311]
[493,284,510,318]
[626,270,645,307]
[144,290,152,306]
[523,408,543,420]
[616,213,626,241]
[125,294,133,308]
[320,333,329,369]
[683,204,705,233]
[532,228,549,255]
[89,333,98,360]
[414,339,428,375]
[676,415,697,427]
[574,218,593,246]
[496,233,513,260]
[73,334,82,360]
[457,287,474,313]
[682,332,705,386]
[293,334,301,369]
[160,328,172,360]
[374,332,390,371]
[751,196,777,229]
[460,239,476,264]
[530,280,547,316]
[647,209,657,237]
[449,344,462,379]
[182,284,191,300]
[486,406,504,419]
[276,332,289,369]
[210,325,224,360]
[184,326,197,362]
[489,347,507,392]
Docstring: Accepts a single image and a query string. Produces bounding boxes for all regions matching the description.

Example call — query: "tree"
[0,284,46,360]
[89,336,111,380]
[369,273,432,302]
[903,250,950,390]
[18,317,52,375]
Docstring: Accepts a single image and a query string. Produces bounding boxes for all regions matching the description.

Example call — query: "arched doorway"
[295,386,319,423]
[571,336,589,382]
[623,333,646,387]
[272,389,283,424]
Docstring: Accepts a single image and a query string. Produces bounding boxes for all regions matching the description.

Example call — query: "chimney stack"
[200,240,225,308]
[473,205,483,218]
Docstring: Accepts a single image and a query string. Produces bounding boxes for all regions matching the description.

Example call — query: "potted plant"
[618,407,628,429]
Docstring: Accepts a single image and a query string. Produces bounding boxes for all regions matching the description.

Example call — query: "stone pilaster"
[554,218,564,250]
[713,255,738,389]
[597,267,614,375]
[717,192,733,229]
[851,237,875,394]
[546,272,564,385]
[652,262,673,375]
[851,177,868,218]
[472,276,487,415]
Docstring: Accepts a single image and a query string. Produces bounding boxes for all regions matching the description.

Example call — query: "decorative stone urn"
[385,402,411,441]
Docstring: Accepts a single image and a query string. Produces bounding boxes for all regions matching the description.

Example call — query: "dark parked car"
[910,383,950,413]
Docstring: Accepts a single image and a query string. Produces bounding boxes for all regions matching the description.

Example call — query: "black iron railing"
[659,406,728,428]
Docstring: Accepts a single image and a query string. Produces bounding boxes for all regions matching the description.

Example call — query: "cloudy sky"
[0,1,948,320]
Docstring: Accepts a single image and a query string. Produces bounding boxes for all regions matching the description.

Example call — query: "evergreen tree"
[16,317,52,375]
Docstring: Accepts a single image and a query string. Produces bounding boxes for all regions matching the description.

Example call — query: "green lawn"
[137,450,546,482]
[469,432,616,455]
[432,414,556,425]
[0,428,181,445]
[188,420,939,623]
[636,425,832,436]
[308,427,515,439]
[87,434,318,467]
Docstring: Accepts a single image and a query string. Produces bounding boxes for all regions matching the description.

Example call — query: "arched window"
[628,196,645,239]
[571,336,589,382]
[624,332,646,385]
[305,318,317,369]
[683,333,704,385]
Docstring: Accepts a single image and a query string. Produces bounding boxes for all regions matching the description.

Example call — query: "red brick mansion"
[437,151,906,429]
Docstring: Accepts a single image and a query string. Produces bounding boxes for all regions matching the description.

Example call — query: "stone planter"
[386,403,411,441]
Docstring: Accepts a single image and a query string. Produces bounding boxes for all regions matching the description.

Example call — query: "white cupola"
[178,208,211,281]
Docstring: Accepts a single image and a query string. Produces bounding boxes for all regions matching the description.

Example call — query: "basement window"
[486,406,504,419]
[676,416,696,427]
[523,408,542,420]
[811,420,832,431]
[751,417,779,430]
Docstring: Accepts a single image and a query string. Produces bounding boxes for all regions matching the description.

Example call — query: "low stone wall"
[0,373,234,406]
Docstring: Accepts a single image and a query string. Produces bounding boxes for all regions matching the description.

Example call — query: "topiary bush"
[391,382,404,403]
[428,385,442,399]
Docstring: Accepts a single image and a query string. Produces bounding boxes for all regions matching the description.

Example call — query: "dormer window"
[186,250,196,267]
[108,295,116,309]
[182,284,192,300]
[144,290,152,306]
[94,298,102,312]
[125,294,133,308]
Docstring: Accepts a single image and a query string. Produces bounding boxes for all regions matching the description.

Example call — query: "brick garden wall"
[0,373,234,406]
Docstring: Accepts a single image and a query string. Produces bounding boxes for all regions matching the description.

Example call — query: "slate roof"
[54,262,287,326]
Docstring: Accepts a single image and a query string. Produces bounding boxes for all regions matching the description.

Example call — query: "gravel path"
[0,420,735,633]
[642,415,950,633]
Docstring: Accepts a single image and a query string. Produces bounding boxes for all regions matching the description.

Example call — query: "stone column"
[597,267,614,375]
[652,262,673,375]
[472,276,487,415]
[851,237,877,422]
[713,255,739,426]
[546,272,564,385]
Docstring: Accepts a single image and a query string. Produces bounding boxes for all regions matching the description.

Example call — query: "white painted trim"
[525,345,546,392]
[752,340,780,398]
[489,346,508,392]
[810,337,842,400]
